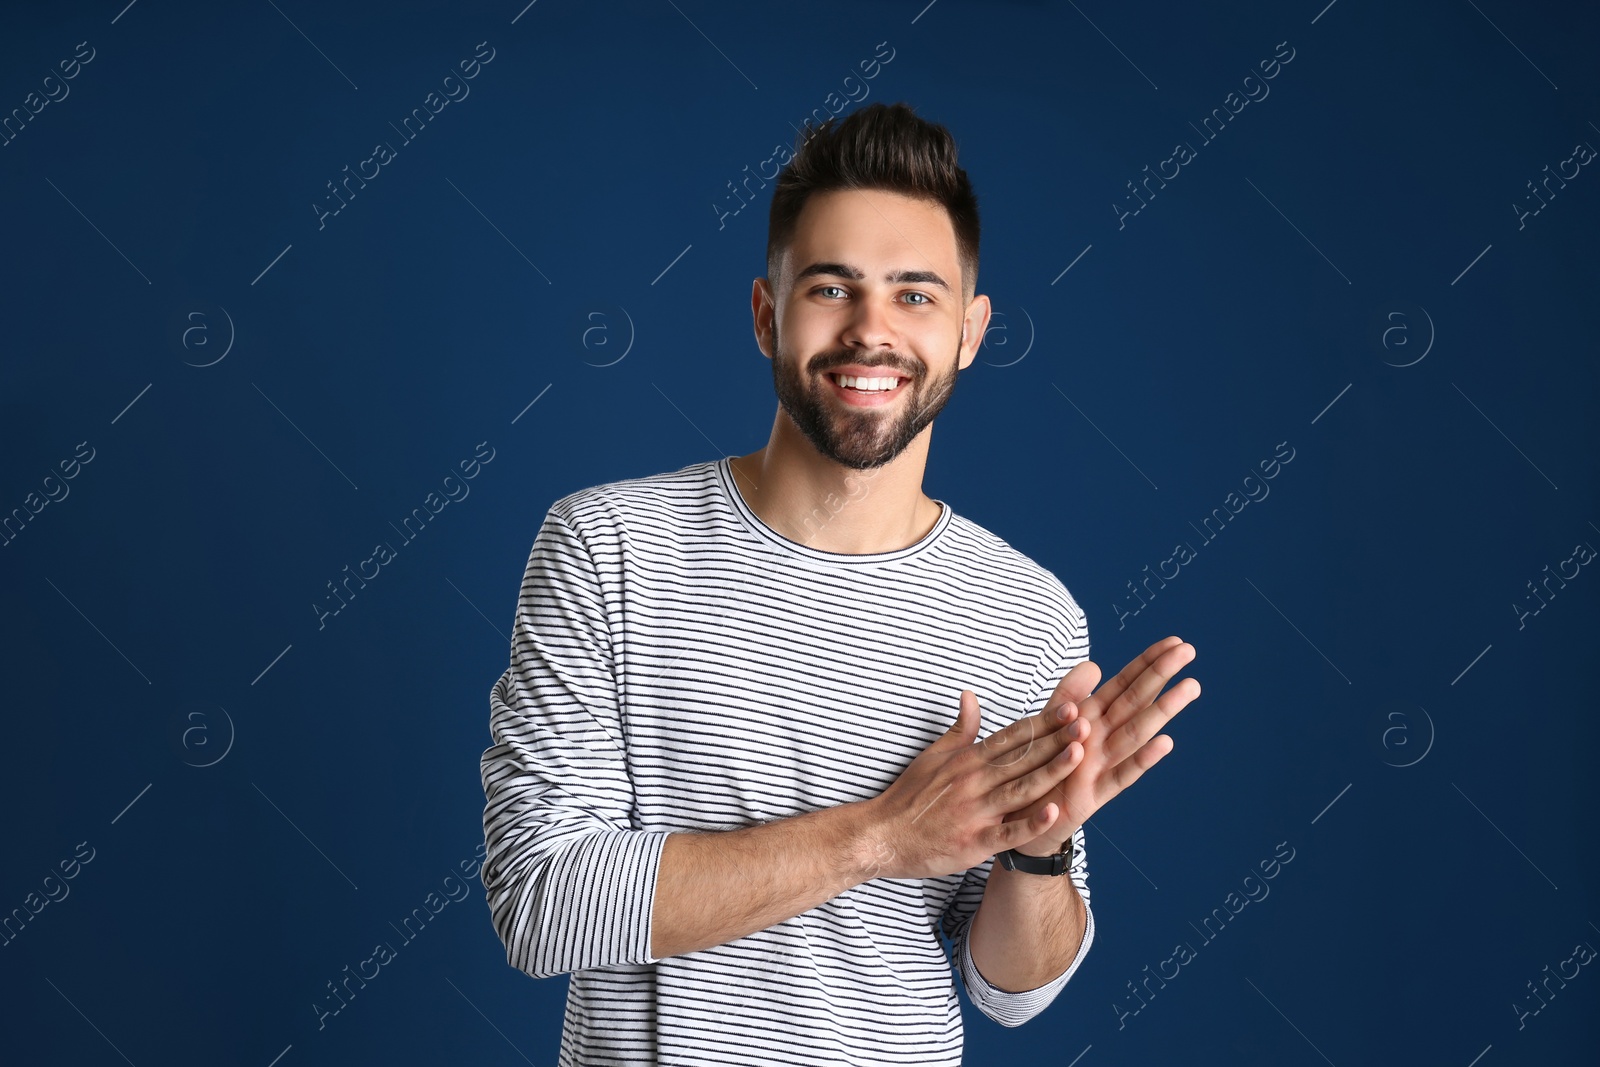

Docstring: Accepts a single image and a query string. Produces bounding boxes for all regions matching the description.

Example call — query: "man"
[479,101,1199,1065]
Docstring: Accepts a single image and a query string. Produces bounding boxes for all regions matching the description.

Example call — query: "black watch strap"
[997,835,1076,876]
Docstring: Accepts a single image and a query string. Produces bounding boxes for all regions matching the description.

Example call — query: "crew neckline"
[714,455,951,566]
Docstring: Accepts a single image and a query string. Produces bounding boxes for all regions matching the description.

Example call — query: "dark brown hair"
[765,101,980,303]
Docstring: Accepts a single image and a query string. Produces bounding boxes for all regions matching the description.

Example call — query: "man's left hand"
[1005,636,1199,857]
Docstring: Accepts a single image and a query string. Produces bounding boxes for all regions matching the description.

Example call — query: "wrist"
[839,798,893,883]
[1009,823,1079,860]
[998,832,1077,876]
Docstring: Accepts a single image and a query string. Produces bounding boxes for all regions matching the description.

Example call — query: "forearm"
[650,800,880,959]
[967,859,1087,993]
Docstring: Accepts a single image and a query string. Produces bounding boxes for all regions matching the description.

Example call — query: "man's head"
[753,102,990,471]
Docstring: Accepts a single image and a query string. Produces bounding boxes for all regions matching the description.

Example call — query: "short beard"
[768,318,961,471]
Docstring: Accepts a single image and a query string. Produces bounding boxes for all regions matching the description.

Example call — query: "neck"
[729,416,940,555]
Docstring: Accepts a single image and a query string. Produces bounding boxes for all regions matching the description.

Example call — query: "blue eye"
[904,292,930,305]
[818,286,846,298]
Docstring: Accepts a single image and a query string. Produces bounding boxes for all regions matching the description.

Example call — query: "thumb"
[945,690,980,744]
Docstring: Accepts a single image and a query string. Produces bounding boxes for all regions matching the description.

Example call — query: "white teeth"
[835,374,899,391]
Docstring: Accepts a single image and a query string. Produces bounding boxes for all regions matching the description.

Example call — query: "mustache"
[812,354,921,379]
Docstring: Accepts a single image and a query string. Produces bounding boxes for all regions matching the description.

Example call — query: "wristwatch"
[997,836,1076,877]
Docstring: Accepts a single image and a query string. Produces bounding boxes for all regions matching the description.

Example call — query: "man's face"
[759,188,981,471]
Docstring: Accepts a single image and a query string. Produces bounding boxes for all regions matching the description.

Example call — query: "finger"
[993,739,1083,814]
[1100,641,1196,737]
[1042,658,1101,717]
[979,701,1073,769]
[1084,636,1185,720]
[1100,639,1190,703]
[934,690,981,750]
[1101,678,1197,768]
[992,799,1063,852]
[1104,732,1175,798]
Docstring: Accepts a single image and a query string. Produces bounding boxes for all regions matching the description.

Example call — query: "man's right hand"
[859,689,1088,881]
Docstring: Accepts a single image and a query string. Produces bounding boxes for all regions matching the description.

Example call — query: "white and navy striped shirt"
[479,456,1094,1065]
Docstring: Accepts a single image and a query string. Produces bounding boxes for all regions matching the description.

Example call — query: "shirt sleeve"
[939,584,1094,1026]
[940,828,1095,1026]
[479,505,670,979]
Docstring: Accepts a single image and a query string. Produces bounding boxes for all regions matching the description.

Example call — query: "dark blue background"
[2,1,1596,1063]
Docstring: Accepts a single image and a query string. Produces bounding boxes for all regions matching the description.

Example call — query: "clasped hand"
[865,636,1199,880]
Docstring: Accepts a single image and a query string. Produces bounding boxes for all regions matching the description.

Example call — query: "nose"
[839,291,898,352]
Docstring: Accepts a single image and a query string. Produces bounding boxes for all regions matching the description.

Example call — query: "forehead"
[782,188,959,285]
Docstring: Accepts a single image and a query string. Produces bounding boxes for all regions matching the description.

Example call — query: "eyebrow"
[793,261,951,294]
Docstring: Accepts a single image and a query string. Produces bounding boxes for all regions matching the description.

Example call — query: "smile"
[825,372,909,407]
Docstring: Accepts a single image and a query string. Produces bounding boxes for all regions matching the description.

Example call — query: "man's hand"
[860,690,1088,880]
[1006,636,1199,857]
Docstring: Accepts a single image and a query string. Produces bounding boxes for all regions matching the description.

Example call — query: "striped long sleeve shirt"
[479,456,1095,1065]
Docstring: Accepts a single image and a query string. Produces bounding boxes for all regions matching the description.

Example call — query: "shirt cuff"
[521,827,672,976]
[958,894,1096,1027]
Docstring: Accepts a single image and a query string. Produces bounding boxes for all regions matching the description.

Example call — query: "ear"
[751,277,777,359]
[958,293,991,371]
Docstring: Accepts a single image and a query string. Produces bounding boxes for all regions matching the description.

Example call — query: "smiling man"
[480,101,1198,1066]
